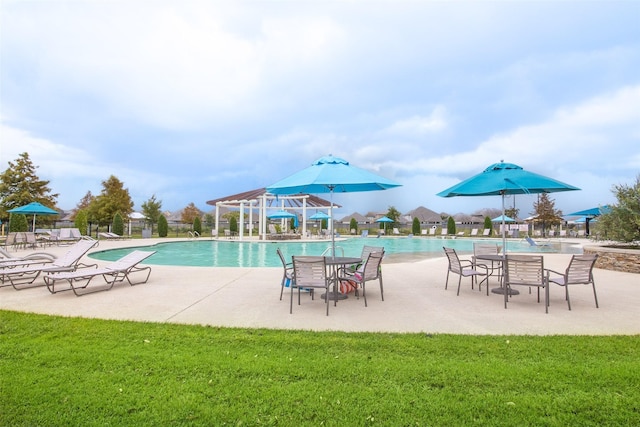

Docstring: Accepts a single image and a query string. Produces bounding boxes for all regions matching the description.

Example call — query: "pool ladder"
[321,246,344,257]
[187,231,200,240]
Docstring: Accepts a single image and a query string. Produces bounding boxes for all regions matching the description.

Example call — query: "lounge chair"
[525,235,552,249]
[392,228,400,235]
[470,228,479,236]
[482,229,491,236]
[99,232,125,240]
[43,250,156,296]
[0,238,98,289]
[440,228,448,236]
[429,228,436,236]
[0,247,56,269]
[360,230,369,238]
[546,254,599,310]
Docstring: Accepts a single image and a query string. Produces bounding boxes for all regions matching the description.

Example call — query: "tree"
[141,194,163,234]
[412,217,420,235]
[0,152,58,219]
[532,193,563,237]
[74,209,89,235]
[181,202,202,226]
[193,217,202,235]
[73,191,95,219]
[112,212,125,236]
[483,216,493,236]
[385,206,401,233]
[596,175,640,243]
[447,216,456,235]
[229,216,238,234]
[350,218,358,234]
[158,214,169,237]
[88,176,133,226]
[505,207,519,220]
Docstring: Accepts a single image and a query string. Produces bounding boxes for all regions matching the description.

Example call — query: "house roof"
[206,188,339,209]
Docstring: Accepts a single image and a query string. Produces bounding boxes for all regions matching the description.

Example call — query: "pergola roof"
[206,188,340,209]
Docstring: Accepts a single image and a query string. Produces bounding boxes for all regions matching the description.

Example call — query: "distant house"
[404,206,442,226]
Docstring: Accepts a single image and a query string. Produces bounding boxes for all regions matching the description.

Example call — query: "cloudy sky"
[2,1,639,218]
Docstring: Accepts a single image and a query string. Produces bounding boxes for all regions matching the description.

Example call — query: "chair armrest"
[545,268,563,277]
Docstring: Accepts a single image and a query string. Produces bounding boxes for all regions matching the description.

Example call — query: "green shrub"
[412,217,420,235]
[484,216,492,236]
[158,215,168,237]
[447,216,456,235]
[350,218,358,234]
[9,213,28,232]
[229,216,238,233]
[74,209,89,235]
[193,216,202,235]
[112,212,125,236]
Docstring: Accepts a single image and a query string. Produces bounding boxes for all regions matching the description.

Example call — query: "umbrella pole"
[501,191,507,254]
[330,190,335,257]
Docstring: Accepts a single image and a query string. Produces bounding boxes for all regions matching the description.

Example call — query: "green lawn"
[1,310,639,426]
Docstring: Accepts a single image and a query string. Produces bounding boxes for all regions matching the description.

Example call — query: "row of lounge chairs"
[0,238,155,296]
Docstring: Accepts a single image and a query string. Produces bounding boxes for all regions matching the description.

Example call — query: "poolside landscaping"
[2,311,639,426]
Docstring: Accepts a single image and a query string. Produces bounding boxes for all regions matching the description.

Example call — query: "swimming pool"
[88,237,583,267]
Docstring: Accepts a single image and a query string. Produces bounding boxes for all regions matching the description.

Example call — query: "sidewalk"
[1,238,638,335]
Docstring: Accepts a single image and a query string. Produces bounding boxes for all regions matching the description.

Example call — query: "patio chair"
[443,247,488,296]
[0,238,98,289]
[291,256,331,316]
[338,250,385,307]
[277,248,296,300]
[471,243,501,294]
[503,255,548,313]
[43,250,156,296]
[546,254,599,310]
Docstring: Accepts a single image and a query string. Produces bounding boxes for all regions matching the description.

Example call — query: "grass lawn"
[1,310,639,426]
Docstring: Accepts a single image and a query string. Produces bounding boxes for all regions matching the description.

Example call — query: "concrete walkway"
[1,238,638,335]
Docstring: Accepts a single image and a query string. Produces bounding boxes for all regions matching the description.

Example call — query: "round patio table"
[322,256,362,301]
[474,254,520,296]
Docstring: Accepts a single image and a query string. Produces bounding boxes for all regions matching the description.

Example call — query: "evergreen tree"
[112,212,125,236]
[483,216,493,236]
[0,152,58,219]
[141,194,163,234]
[350,218,358,234]
[193,216,202,235]
[412,217,421,235]
[447,216,456,235]
[74,209,89,235]
[229,216,238,234]
[158,214,169,237]
[532,193,563,237]
[9,214,28,232]
[88,176,133,226]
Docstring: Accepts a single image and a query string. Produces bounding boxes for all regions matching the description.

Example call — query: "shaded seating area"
[44,250,156,296]
[0,238,98,289]
[546,254,599,310]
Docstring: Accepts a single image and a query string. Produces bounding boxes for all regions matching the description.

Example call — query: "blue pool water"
[89,237,583,268]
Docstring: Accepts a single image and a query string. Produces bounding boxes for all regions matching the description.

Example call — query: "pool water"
[88,237,583,268]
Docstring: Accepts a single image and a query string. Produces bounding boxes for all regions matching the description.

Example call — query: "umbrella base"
[321,292,348,301]
[491,287,520,296]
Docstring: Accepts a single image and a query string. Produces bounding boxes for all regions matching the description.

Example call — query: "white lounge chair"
[0,247,56,268]
[44,250,156,296]
[0,238,98,289]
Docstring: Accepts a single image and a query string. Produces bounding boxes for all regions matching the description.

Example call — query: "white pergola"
[206,189,336,240]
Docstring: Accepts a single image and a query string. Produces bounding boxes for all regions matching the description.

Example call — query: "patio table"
[474,254,520,296]
[322,256,362,301]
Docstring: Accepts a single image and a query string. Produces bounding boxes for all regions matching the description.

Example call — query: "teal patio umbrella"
[375,216,394,232]
[8,202,59,231]
[267,155,402,256]
[568,205,611,236]
[267,210,297,219]
[437,161,580,253]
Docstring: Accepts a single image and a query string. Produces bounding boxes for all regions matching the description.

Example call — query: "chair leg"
[592,281,599,308]
[445,270,450,290]
[456,276,462,296]
[565,286,572,311]
[379,277,384,301]
[280,278,285,300]
[290,285,294,314]
[362,282,367,307]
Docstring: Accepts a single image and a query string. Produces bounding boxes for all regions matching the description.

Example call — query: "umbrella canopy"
[309,211,330,220]
[437,161,580,253]
[267,155,402,255]
[491,215,516,223]
[375,216,394,223]
[568,205,611,217]
[267,210,297,219]
[8,202,59,230]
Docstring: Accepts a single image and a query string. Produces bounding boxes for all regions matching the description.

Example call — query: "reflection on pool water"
[89,237,583,268]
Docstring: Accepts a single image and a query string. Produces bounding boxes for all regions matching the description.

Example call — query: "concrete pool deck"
[1,237,638,335]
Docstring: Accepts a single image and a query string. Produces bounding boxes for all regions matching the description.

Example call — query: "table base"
[321,292,348,301]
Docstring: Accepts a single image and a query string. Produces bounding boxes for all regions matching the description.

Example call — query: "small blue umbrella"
[267,210,297,220]
[491,215,516,223]
[568,205,610,236]
[309,212,330,220]
[267,155,401,255]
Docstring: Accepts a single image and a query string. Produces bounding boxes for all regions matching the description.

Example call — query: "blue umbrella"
[437,161,580,253]
[267,210,297,219]
[568,205,610,236]
[309,212,330,220]
[8,201,59,230]
[491,215,516,223]
[267,155,402,255]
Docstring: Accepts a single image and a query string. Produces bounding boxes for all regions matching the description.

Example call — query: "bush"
[229,216,238,234]
[9,213,28,232]
[112,212,124,236]
[158,215,168,237]
[74,209,89,235]
[484,216,493,236]
[193,217,202,235]
[350,218,358,234]
[447,216,456,235]
[412,217,420,235]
